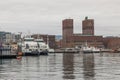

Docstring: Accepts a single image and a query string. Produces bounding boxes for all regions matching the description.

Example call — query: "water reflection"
[1,53,120,80]
[83,53,95,80]
[63,53,75,79]
[0,59,13,65]
[0,59,2,64]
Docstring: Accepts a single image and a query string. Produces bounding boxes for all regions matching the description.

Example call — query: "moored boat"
[34,38,49,55]
[18,36,40,56]
[81,42,100,53]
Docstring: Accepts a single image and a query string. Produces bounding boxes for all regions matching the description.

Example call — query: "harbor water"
[1,52,120,80]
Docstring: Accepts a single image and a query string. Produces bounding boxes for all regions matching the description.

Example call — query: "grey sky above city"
[0,0,120,36]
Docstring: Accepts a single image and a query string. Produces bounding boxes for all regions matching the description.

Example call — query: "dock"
[49,49,80,53]
[0,46,17,59]
[0,54,17,59]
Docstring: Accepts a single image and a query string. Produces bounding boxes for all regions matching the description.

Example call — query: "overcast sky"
[0,0,120,36]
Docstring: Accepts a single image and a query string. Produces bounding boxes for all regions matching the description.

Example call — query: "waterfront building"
[55,35,62,48]
[72,35,104,48]
[62,19,74,48]
[5,32,14,43]
[60,17,120,49]
[15,34,21,42]
[0,31,6,44]
[61,17,104,48]
[0,31,21,44]
[103,37,120,49]
[82,17,94,35]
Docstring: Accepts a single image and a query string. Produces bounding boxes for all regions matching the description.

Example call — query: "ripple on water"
[0,53,120,80]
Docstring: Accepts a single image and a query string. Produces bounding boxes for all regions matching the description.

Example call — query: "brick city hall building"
[62,17,104,48]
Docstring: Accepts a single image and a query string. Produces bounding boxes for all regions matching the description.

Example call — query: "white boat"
[82,46,93,53]
[34,38,49,55]
[92,47,100,53]
[82,43,100,53]
[18,37,39,55]
[48,48,55,53]
[18,35,52,55]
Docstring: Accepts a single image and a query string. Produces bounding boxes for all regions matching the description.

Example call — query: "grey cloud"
[0,0,119,36]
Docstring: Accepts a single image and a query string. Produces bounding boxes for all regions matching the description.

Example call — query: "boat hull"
[23,51,48,56]
[39,51,48,55]
[83,50,100,53]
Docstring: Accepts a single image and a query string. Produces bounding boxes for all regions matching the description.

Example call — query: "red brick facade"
[72,35,104,48]
[103,37,120,49]
[62,19,74,48]
[61,17,104,48]
[82,17,94,35]
[61,17,120,49]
